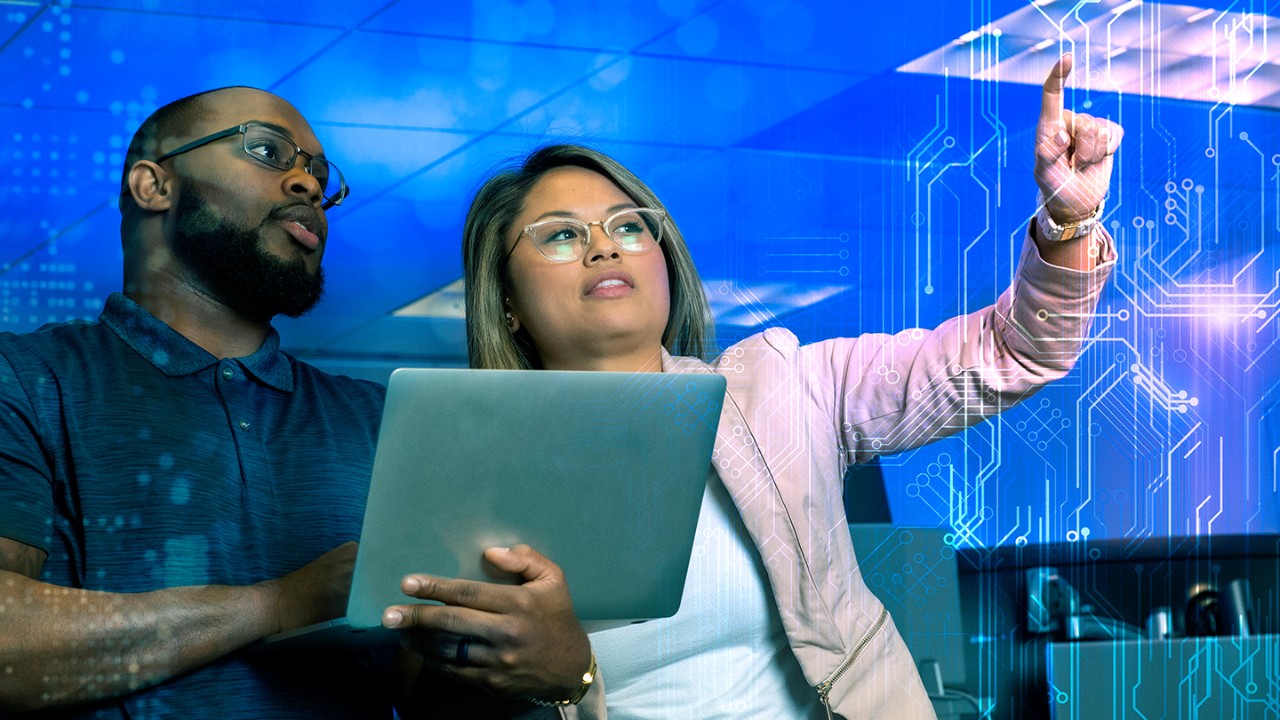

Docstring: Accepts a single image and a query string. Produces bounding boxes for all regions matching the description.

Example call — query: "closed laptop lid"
[345,368,726,632]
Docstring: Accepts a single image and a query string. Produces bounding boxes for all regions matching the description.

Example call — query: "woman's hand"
[383,544,592,702]
[1034,53,1123,224]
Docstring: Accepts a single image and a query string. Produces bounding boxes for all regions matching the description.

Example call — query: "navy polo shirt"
[0,293,390,718]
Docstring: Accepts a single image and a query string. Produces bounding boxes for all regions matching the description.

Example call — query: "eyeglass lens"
[528,209,663,261]
[242,125,342,203]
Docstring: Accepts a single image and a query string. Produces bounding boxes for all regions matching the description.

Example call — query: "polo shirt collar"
[100,292,295,392]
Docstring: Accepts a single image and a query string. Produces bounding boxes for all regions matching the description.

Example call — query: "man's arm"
[0,536,355,712]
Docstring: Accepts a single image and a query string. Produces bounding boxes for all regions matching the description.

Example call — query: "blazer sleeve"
[798,229,1116,466]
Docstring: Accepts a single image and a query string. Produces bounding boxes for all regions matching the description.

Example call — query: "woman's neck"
[540,345,664,373]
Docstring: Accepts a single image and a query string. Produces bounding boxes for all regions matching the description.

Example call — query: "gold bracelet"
[528,653,597,707]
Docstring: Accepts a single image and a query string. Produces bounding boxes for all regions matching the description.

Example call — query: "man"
[0,87,594,719]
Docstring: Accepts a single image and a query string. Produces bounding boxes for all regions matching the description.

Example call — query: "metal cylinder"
[1221,578,1254,637]
[1145,606,1175,639]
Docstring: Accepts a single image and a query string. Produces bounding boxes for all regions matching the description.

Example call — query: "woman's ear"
[503,297,522,333]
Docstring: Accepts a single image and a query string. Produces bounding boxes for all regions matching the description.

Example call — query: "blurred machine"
[848,524,978,720]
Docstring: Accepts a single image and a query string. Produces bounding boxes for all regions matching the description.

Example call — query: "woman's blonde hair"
[462,144,716,369]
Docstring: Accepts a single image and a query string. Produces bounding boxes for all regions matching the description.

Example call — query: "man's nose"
[283,164,324,208]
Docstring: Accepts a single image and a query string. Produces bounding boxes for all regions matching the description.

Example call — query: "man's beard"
[172,187,325,322]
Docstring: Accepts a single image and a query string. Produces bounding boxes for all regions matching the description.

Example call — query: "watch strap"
[1036,191,1104,242]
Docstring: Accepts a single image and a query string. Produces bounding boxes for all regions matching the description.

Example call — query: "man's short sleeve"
[0,350,55,552]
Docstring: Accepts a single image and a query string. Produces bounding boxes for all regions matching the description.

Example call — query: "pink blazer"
[646,234,1115,719]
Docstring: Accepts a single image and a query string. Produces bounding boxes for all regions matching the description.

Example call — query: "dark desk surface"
[955,533,1280,573]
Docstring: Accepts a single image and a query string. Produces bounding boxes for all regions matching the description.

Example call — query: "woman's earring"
[504,297,519,331]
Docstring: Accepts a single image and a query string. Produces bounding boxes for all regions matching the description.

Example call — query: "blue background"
[3,0,1279,548]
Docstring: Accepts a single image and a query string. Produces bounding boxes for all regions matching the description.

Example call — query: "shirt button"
[221,367,235,380]
[239,421,251,430]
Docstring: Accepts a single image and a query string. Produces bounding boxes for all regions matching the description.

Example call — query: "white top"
[590,471,825,719]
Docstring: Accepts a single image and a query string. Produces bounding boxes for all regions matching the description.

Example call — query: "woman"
[392,56,1120,719]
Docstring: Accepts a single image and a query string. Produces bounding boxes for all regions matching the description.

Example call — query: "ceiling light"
[898,2,1280,110]
[1112,0,1142,16]
[395,278,851,330]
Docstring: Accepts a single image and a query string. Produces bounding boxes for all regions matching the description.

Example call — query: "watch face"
[1064,218,1101,241]
[1037,206,1098,242]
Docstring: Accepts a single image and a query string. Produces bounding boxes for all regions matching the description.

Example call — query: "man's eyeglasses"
[506,207,666,264]
[154,122,349,210]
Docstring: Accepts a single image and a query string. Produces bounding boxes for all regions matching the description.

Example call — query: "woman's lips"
[585,273,634,297]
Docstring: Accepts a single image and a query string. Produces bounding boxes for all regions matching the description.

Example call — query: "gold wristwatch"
[1036,191,1104,242]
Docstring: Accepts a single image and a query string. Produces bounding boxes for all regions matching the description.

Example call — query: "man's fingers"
[416,655,511,694]
[483,544,562,584]
[1039,53,1072,128]
[404,630,496,667]
[410,641,505,689]
[383,598,501,636]
[394,573,516,612]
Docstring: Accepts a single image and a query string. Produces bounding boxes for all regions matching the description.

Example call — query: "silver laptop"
[259,368,725,649]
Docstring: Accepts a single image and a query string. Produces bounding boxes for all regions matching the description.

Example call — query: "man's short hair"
[117,86,255,212]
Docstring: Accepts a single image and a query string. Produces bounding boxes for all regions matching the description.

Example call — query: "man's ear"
[125,160,173,212]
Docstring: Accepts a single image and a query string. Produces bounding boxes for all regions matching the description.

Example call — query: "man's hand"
[259,541,357,635]
[384,544,591,701]
[1035,53,1124,223]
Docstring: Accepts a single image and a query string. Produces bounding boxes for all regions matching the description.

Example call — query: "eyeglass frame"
[500,207,667,268]
[152,121,350,210]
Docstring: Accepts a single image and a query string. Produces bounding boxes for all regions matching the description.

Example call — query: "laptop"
[258,368,726,649]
